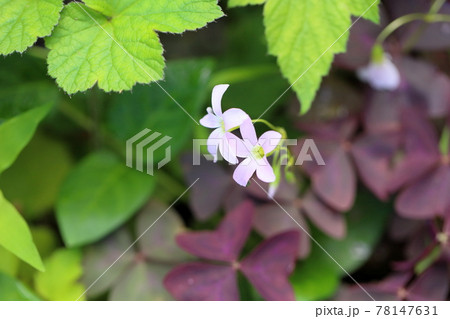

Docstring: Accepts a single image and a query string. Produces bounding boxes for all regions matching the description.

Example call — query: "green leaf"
[291,190,390,300]
[263,0,379,114]
[0,133,73,220]
[56,151,155,247]
[228,0,266,7]
[291,256,340,301]
[34,249,85,301]
[0,246,20,277]
[0,104,52,174]
[46,1,223,94]
[0,191,44,271]
[0,0,63,55]
[0,54,59,121]
[0,272,40,301]
[108,59,213,161]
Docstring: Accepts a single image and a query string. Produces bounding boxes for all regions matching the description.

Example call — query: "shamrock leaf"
[0,0,63,55]
[164,201,300,301]
[46,0,223,94]
[82,201,188,300]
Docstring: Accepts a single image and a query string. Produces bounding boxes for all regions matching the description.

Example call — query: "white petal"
[357,55,400,91]
[219,137,237,164]
[200,112,221,128]
[239,118,257,145]
[255,158,276,183]
[224,132,249,159]
[259,130,282,154]
[207,128,224,162]
[211,84,229,116]
[233,157,257,186]
[222,108,250,131]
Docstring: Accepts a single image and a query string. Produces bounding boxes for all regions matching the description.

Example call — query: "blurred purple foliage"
[164,201,300,300]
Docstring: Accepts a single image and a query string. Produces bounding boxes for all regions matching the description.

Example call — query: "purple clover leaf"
[390,108,450,219]
[337,261,449,301]
[295,117,398,210]
[82,201,190,300]
[163,201,300,301]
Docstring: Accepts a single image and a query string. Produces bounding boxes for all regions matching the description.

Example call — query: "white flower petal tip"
[357,54,401,91]
[211,84,230,116]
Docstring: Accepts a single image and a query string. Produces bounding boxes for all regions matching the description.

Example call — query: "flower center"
[220,119,225,132]
[251,145,265,160]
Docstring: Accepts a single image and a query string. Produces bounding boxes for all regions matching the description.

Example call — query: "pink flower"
[233,119,282,186]
[200,84,249,164]
[357,54,400,91]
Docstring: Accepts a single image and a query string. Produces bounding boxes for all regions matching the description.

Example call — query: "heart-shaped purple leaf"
[253,203,311,258]
[310,145,356,211]
[182,154,232,220]
[396,165,450,218]
[407,261,449,301]
[240,231,299,301]
[164,262,238,301]
[302,191,346,239]
[176,201,254,262]
[351,133,399,200]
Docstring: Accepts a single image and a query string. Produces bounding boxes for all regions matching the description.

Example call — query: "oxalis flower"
[233,119,282,186]
[200,84,249,164]
[357,53,400,91]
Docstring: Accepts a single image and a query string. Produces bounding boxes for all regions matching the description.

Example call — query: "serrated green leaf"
[228,0,266,8]
[46,0,223,94]
[0,104,52,174]
[346,0,380,24]
[0,0,63,55]
[0,272,40,301]
[34,249,85,301]
[0,191,44,271]
[263,0,379,114]
[56,151,155,247]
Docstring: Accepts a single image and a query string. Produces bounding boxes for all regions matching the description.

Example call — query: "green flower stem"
[403,0,447,50]
[430,0,447,14]
[440,126,450,155]
[374,13,450,50]
[58,102,186,199]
